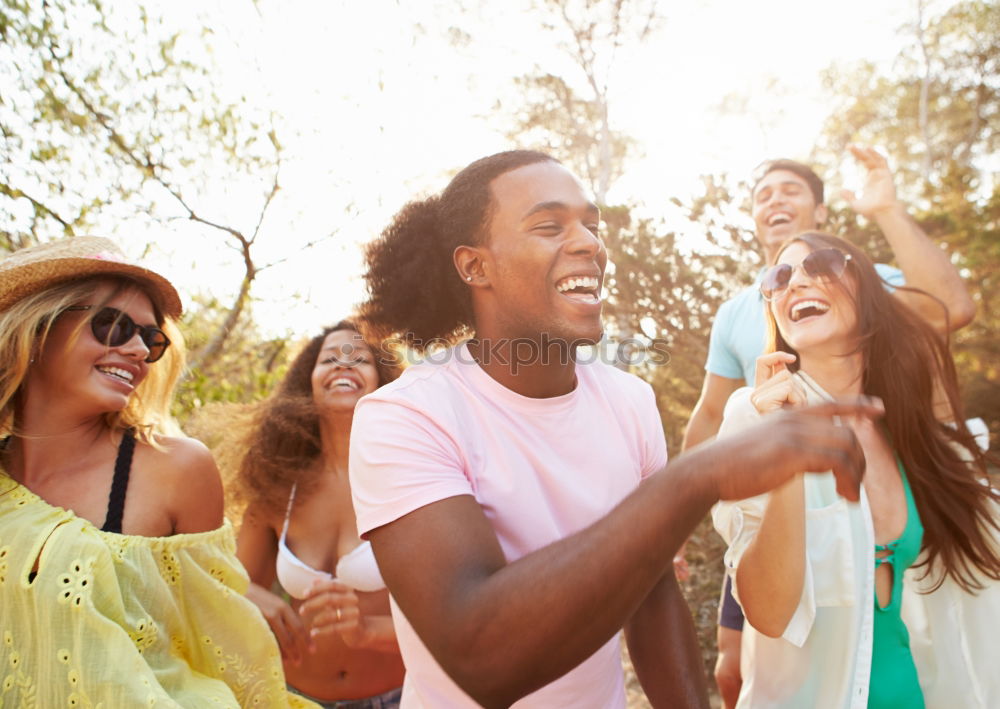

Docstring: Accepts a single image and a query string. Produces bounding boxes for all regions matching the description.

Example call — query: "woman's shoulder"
[137,436,221,496]
[137,434,225,533]
[137,433,215,475]
[151,433,214,463]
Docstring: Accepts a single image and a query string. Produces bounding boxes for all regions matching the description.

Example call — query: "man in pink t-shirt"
[352,341,666,707]
[349,150,882,708]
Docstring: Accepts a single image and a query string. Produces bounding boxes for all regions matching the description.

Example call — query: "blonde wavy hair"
[0,276,185,445]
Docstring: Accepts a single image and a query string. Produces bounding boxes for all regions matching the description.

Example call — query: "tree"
[813,0,1000,439]
[502,0,658,203]
[927,180,1000,441]
[814,0,999,203]
[174,296,289,418]
[600,175,758,441]
[0,0,285,372]
[506,72,635,204]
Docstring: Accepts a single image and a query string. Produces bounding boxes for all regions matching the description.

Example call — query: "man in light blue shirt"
[682,145,976,708]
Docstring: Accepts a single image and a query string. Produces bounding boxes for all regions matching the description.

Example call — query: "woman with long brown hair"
[0,236,315,707]
[235,319,405,708]
[713,231,1000,708]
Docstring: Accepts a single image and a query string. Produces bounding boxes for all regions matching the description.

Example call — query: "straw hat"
[0,236,182,318]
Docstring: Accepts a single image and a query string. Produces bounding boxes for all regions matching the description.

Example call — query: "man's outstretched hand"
[709,397,884,503]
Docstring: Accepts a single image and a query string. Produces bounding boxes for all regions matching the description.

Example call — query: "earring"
[466,276,473,282]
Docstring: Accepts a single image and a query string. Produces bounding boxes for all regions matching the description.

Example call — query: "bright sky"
[120,0,923,339]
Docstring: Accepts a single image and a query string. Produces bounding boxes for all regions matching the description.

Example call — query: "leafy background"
[2,1,997,705]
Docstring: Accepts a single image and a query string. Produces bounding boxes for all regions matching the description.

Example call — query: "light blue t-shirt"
[706,263,905,385]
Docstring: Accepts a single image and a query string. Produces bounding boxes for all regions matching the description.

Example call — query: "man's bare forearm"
[626,572,710,708]
[377,401,877,707]
[874,204,975,329]
[376,451,720,707]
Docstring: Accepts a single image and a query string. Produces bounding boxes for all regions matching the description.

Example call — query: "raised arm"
[842,144,975,333]
[733,475,806,638]
[364,399,879,708]
[718,354,811,637]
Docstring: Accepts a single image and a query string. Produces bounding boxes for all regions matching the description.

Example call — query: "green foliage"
[601,183,757,451]
[503,0,659,203]
[505,73,635,201]
[814,1,999,440]
[2,0,266,239]
[934,182,1000,434]
[2,0,286,390]
[173,295,290,423]
[814,1,999,203]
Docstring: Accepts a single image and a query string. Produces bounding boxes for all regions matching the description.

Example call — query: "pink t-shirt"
[350,343,668,708]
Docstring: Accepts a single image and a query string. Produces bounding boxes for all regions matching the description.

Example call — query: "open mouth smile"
[767,212,793,227]
[789,299,830,322]
[555,275,601,305]
[96,365,136,386]
[326,375,361,392]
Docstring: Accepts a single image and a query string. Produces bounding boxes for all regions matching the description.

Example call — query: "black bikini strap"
[101,429,136,534]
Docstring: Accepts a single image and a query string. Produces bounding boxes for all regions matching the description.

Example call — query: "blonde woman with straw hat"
[0,236,317,708]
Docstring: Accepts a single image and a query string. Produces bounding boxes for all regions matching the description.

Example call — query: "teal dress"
[868,461,925,709]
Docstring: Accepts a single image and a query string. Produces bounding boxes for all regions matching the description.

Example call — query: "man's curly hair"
[361,150,557,351]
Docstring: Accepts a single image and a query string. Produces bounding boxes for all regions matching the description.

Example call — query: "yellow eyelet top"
[0,471,318,708]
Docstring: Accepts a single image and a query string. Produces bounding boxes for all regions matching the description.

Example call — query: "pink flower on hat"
[89,250,128,264]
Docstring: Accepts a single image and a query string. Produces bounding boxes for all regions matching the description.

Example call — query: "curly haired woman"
[235,320,405,708]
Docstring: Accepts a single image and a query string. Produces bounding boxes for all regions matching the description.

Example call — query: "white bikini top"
[275,484,386,599]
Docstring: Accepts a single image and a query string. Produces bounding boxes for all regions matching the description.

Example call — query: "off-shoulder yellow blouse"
[0,471,317,708]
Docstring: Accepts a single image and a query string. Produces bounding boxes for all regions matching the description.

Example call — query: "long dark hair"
[767,231,1000,592]
[236,319,401,515]
[362,150,557,351]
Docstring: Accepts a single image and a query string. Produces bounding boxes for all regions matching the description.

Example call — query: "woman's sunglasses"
[64,306,171,363]
[760,248,852,301]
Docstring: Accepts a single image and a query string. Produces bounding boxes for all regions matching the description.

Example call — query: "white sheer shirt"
[712,372,1000,709]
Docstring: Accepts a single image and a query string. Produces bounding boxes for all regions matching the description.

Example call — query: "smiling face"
[769,241,860,357]
[475,161,608,345]
[310,329,379,413]
[752,169,828,262]
[26,283,156,416]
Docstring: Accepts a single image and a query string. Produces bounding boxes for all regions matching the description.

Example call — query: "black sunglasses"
[760,248,852,301]
[64,306,171,363]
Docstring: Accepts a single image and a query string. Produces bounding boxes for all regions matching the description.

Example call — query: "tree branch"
[0,182,76,235]
[915,0,933,182]
[39,18,288,374]
[185,268,255,376]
